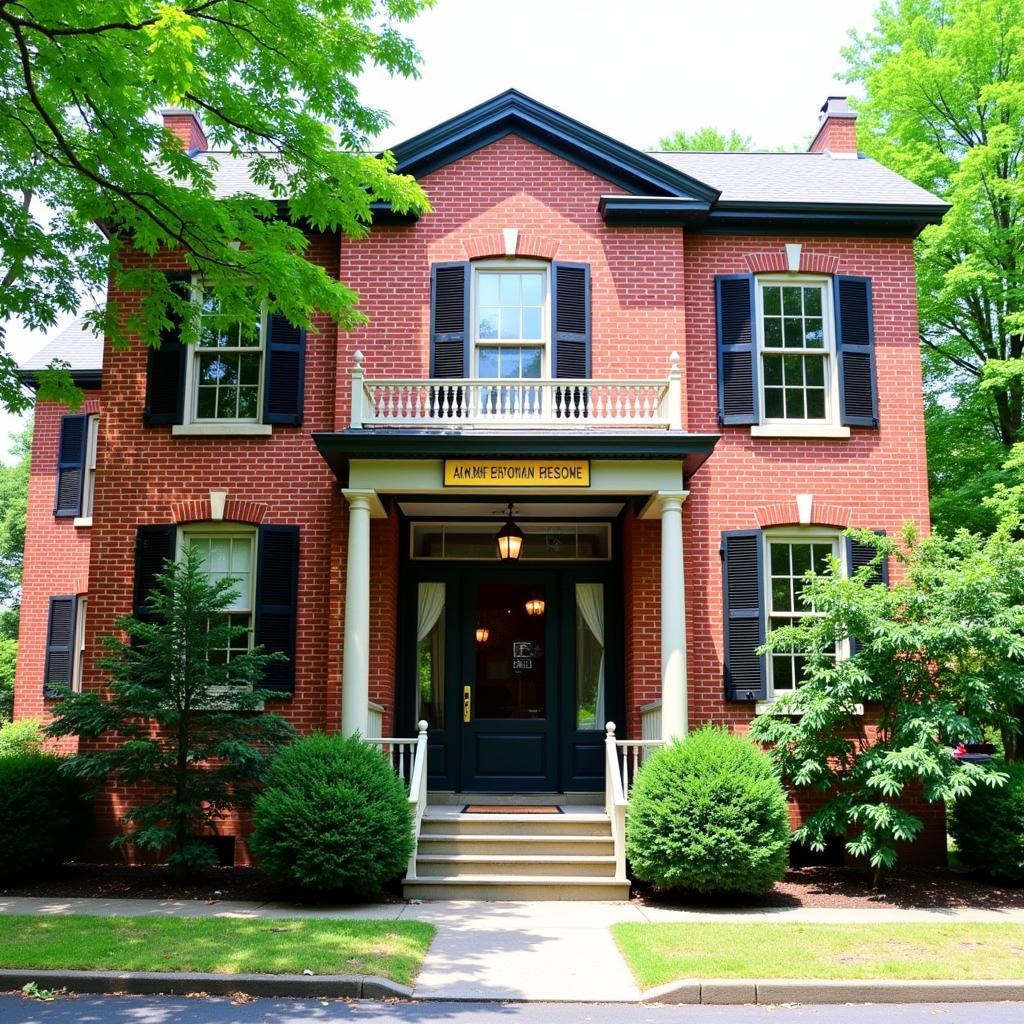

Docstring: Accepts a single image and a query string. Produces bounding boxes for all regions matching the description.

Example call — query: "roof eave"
[18,368,102,391]
[698,200,950,237]
[598,195,711,227]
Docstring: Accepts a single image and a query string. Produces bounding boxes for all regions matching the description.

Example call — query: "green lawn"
[0,915,435,987]
[612,922,1024,988]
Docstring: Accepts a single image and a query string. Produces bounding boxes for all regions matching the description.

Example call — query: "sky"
[0,0,882,462]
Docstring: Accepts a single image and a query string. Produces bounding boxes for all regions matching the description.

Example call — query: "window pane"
[196,386,217,419]
[764,318,783,346]
[522,306,542,340]
[417,583,445,729]
[763,355,783,386]
[216,388,238,419]
[479,275,500,306]
[498,347,522,378]
[811,543,832,573]
[499,274,520,305]
[772,578,791,612]
[239,320,261,347]
[500,307,521,339]
[770,543,790,575]
[803,287,822,316]
[791,543,812,575]
[764,387,784,419]
[783,317,804,346]
[783,287,802,315]
[804,318,824,348]
[773,654,794,691]
[575,584,605,731]
[521,347,542,377]
[806,388,826,420]
[763,286,781,316]
[237,387,259,420]
[478,308,499,339]
[478,346,499,377]
[240,353,261,386]
[805,356,825,387]
[521,274,543,305]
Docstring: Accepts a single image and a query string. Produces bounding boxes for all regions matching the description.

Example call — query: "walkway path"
[5,896,1024,1001]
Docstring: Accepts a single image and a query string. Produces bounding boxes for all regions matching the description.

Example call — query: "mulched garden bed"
[635,866,1024,910]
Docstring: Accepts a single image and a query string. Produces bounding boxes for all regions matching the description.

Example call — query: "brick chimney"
[808,96,858,157]
[160,108,207,154]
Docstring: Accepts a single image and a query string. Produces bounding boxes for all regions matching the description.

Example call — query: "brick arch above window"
[462,232,560,262]
[754,501,853,530]
[170,498,268,525]
[743,249,841,276]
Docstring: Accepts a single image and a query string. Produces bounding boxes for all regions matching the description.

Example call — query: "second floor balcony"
[349,352,683,431]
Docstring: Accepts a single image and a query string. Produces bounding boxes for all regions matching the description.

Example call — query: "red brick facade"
[15,118,938,863]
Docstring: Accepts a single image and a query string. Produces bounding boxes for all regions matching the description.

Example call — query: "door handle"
[463,685,471,723]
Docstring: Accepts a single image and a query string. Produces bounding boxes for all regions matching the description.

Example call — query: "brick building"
[15,92,948,895]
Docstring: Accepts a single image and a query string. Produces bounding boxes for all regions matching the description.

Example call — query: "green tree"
[0,420,30,721]
[0,1,431,414]
[657,127,753,151]
[46,545,295,874]
[749,526,1024,879]
[844,0,1024,529]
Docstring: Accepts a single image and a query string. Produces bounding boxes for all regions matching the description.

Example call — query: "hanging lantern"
[475,627,490,643]
[525,598,545,616]
[496,503,524,561]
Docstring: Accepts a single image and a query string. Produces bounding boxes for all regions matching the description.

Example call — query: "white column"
[341,489,373,737]
[658,492,688,741]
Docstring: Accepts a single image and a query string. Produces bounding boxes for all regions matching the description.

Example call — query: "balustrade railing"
[350,353,682,430]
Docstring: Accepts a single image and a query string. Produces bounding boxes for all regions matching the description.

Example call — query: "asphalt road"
[1,996,1023,1024]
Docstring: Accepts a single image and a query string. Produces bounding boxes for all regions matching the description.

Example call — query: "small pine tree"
[46,545,295,875]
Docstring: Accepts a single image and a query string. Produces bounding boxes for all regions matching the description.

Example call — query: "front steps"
[403,802,630,901]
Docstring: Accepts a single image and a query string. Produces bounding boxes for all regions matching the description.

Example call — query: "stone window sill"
[172,423,273,437]
[751,424,851,440]
[73,516,92,529]
[755,699,864,717]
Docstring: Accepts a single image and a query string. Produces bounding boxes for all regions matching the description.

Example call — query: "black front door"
[460,575,558,791]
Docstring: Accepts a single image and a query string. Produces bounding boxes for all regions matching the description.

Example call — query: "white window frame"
[471,260,551,379]
[74,414,100,527]
[71,596,87,693]
[761,527,846,700]
[184,279,266,426]
[754,275,840,429]
[177,523,258,661]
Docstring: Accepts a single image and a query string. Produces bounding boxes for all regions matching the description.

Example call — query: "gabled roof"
[19,316,103,389]
[389,88,720,207]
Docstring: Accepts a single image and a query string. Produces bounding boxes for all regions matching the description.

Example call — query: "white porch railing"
[350,352,683,430]
[639,700,662,742]
[366,720,429,880]
[366,701,384,740]
[605,721,665,881]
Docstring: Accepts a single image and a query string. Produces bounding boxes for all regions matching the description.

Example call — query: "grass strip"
[0,914,435,987]
[612,922,1024,988]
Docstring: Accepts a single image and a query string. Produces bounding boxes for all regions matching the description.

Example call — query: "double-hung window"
[756,277,836,425]
[187,286,264,424]
[181,527,256,666]
[763,530,841,697]
[475,263,548,413]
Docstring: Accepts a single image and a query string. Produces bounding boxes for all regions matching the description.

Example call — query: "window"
[410,522,611,561]
[72,597,87,692]
[187,284,264,423]
[764,531,841,696]
[80,415,99,520]
[757,277,836,424]
[180,528,256,665]
[474,264,549,409]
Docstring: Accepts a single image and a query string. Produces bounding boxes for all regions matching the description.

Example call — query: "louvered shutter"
[263,313,306,425]
[716,275,758,425]
[44,596,76,696]
[54,414,89,517]
[552,262,591,420]
[254,524,299,694]
[430,263,470,377]
[834,276,879,427]
[846,530,888,654]
[133,525,177,626]
[722,530,767,701]
[144,271,191,426]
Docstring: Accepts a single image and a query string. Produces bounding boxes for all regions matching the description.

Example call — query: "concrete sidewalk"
[4,896,1024,1001]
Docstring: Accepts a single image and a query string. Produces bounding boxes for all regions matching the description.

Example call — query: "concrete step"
[419,813,611,837]
[415,854,618,878]
[403,875,631,901]
[417,834,615,857]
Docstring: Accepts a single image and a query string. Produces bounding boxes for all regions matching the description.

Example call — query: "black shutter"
[722,530,767,701]
[263,314,306,425]
[54,414,88,517]
[144,271,191,426]
[846,530,888,655]
[552,262,591,378]
[133,525,177,625]
[254,524,299,695]
[430,262,470,377]
[44,595,76,697]
[834,276,879,427]
[716,275,758,425]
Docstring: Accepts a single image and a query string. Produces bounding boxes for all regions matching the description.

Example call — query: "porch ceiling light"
[525,598,545,616]
[496,503,524,561]
[475,627,490,643]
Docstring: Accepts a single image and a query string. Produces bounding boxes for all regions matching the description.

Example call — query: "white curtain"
[417,583,446,722]
[576,583,605,728]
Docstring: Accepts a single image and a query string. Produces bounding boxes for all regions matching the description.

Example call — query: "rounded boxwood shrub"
[626,726,791,895]
[0,753,89,880]
[950,761,1024,883]
[250,733,414,897]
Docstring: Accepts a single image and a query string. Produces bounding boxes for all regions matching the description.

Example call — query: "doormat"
[462,804,563,814]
